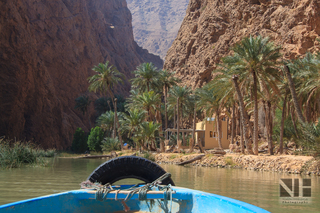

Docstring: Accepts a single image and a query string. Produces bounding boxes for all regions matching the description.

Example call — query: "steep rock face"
[164,0,320,88]
[127,0,189,59]
[0,0,162,149]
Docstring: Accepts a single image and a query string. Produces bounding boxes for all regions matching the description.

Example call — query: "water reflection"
[160,164,320,213]
[0,158,319,213]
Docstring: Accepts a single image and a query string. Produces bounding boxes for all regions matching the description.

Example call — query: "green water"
[0,158,319,212]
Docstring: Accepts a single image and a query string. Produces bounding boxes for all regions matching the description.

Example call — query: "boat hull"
[0,186,269,213]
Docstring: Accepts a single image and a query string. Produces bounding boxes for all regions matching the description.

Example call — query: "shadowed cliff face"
[0,0,162,149]
[164,0,320,89]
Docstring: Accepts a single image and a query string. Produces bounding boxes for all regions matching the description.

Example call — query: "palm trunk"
[267,101,273,155]
[176,98,180,145]
[190,103,196,153]
[216,110,222,149]
[182,132,186,146]
[291,108,300,139]
[113,112,116,139]
[231,103,235,144]
[305,101,311,123]
[239,117,244,154]
[180,103,183,128]
[164,86,168,130]
[236,109,240,136]
[107,100,111,111]
[263,100,268,139]
[232,75,250,153]
[284,65,305,123]
[252,71,259,155]
[317,94,320,114]
[279,93,287,154]
[264,100,269,142]
[114,98,123,150]
[173,105,176,129]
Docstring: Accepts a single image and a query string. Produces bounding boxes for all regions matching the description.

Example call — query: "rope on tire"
[82,173,173,211]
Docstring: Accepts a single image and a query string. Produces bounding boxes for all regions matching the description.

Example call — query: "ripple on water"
[0,158,319,213]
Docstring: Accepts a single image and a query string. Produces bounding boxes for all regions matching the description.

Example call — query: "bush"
[0,139,55,169]
[71,128,88,153]
[87,126,104,152]
[143,152,155,162]
[101,137,121,152]
[224,156,235,166]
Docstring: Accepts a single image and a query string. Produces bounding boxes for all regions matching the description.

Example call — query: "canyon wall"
[0,0,162,149]
[164,0,320,89]
[127,0,189,59]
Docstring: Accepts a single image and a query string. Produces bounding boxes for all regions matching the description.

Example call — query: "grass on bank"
[0,138,56,169]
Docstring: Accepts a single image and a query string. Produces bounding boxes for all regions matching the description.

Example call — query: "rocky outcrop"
[0,0,162,149]
[164,0,320,88]
[127,0,189,59]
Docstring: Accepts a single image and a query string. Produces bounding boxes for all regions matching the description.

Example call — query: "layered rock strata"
[0,0,162,149]
[164,0,320,88]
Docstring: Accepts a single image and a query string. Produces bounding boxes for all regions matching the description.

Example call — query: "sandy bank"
[155,153,320,176]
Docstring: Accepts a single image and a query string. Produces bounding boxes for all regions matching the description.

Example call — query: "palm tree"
[284,65,306,123]
[157,69,180,130]
[168,86,192,126]
[223,35,282,155]
[88,61,124,142]
[210,65,239,145]
[96,111,115,136]
[213,61,251,153]
[121,108,146,137]
[168,86,192,145]
[232,75,251,154]
[75,95,92,128]
[196,85,223,149]
[88,61,124,104]
[140,121,161,151]
[131,62,159,93]
[289,52,320,122]
[131,91,161,121]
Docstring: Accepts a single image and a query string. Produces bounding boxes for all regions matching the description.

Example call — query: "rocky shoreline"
[155,153,320,176]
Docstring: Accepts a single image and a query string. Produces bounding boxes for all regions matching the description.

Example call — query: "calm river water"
[0,158,319,213]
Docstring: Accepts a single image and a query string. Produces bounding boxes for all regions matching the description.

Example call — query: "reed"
[0,138,56,169]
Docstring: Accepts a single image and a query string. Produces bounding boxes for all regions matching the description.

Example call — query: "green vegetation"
[94,95,126,115]
[0,138,55,169]
[87,126,104,152]
[142,152,155,162]
[224,157,235,166]
[85,61,180,152]
[79,36,320,156]
[71,128,88,153]
[101,137,121,152]
[169,155,178,160]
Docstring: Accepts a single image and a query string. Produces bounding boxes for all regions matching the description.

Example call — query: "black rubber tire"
[87,156,175,186]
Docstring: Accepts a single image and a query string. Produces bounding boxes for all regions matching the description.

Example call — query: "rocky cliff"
[164,0,320,89]
[0,0,162,149]
[127,0,189,59]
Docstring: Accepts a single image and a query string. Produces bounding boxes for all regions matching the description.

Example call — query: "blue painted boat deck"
[0,186,270,213]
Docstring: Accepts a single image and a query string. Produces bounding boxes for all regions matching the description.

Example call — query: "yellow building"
[196,118,229,149]
[165,117,229,150]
